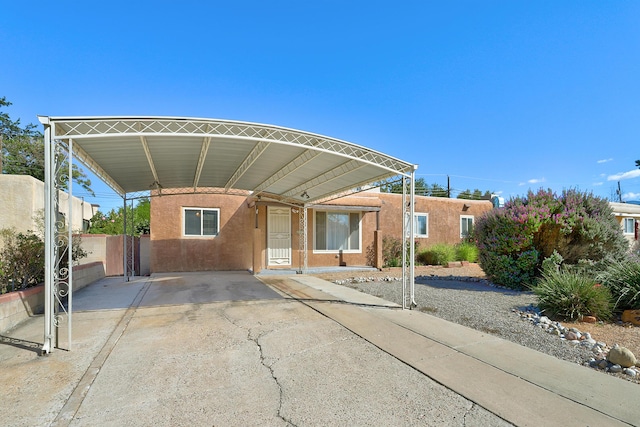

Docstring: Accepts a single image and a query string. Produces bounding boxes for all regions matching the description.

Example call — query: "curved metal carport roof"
[39,116,416,205]
[38,116,417,354]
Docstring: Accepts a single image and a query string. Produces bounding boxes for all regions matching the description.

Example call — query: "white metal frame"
[42,119,74,354]
[39,116,418,353]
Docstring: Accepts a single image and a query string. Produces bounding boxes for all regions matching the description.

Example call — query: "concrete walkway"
[0,272,637,426]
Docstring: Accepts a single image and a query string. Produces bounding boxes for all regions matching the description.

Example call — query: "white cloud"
[528,178,545,184]
[597,158,613,164]
[592,182,603,186]
[607,169,640,181]
[623,192,640,201]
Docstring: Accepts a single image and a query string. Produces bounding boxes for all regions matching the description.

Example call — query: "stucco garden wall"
[0,174,96,237]
[0,262,105,333]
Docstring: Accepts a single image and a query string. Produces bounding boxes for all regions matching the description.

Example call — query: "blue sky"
[2,1,639,212]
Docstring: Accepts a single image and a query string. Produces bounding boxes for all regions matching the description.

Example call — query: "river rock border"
[515,306,639,378]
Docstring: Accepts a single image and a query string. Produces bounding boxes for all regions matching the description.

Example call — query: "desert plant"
[475,188,628,289]
[533,269,613,321]
[480,249,540,290]
[455,242,478,262]
[417,243,457,266]
[382,236,402,267]
[540,250,563,274]
[596,259,640,311]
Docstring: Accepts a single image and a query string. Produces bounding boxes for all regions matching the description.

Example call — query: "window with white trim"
[414,213,428,237]
[460,215,474,238]
[624,218,635,235]
[183,208,219,237]
[314,211,361,251]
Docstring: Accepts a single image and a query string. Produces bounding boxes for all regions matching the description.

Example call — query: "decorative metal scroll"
[43,133,73,354]
[402,173,416,310]
[298,207,308,273]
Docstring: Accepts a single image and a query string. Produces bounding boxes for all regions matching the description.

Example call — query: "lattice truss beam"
[51,118,410,172]
[47,117,415,205]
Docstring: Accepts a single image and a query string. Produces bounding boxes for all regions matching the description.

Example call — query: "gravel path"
[340,276,595,365]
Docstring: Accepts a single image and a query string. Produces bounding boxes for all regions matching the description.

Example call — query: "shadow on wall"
[151,203,254,273]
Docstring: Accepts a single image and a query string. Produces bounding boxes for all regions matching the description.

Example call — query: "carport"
[38,116,417,354]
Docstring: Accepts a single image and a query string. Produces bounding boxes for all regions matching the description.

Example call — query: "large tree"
[1,97,93,195]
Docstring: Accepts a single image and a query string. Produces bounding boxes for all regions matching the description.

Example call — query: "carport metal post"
[42,117,74,353]
[43,121,54,354]
[401,167,417,310]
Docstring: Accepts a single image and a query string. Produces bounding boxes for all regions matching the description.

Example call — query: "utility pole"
[617,181,623,203]
[447,175,451,198]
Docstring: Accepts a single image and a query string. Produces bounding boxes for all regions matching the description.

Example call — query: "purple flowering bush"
[474,189,628,290]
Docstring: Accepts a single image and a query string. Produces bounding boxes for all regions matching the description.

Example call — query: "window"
[414,213,428,237]
[183,208,219,236]
[460,215,474,238]
[624,218,635,235]
[315,211,360,251]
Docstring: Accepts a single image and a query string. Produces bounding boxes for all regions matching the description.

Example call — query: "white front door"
[268,206,291,266]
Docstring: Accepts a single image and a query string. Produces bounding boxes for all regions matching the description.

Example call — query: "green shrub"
[480,249,540,290]
[382,236,402,268]
[540,250,563,275]
[455,242,478,262]
[417,243,457,266]
[475,188,628,289]
[596,260,640,310]
[0,228,45,292]
[533,270,613,321]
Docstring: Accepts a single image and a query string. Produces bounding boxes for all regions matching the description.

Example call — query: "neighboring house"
[610,202,640,248]
[0,174,97,236]
[149,188,493,273]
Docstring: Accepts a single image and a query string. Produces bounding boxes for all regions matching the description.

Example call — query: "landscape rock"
[624,368,637,378]
[608,344,637,368]
[582,315,597,323]
[621,310,640,326]
[609,364,623,373]
[565,331,578,341]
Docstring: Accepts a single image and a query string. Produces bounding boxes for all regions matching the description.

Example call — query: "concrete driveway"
[0,272,636,426]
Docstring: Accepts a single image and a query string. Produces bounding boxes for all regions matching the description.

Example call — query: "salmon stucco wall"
[149,190,493,273]
[150,192,254,272]
[377,193,493,248]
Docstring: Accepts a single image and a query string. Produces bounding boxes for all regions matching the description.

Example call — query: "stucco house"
[0,174,96,236]
[610,201,640,248]
[149,189,493,273]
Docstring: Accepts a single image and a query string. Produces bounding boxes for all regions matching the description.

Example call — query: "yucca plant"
[596,260,640,311]
[532,269,613,321]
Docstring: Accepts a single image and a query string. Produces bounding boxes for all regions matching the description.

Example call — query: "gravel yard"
[313,264,640,384]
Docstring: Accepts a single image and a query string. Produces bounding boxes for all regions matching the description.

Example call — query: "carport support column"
[299,206,308,273]
[123,196,128,281]
[42,120,74,353]
[401,167,417,310]
[43,121,55,354]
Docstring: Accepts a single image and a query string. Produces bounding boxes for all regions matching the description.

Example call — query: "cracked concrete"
[1,272,513,426]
